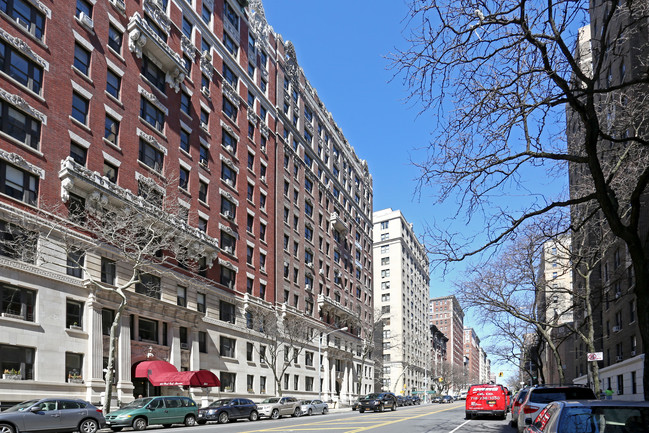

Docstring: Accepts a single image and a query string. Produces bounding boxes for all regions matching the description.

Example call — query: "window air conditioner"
[201,86,210,97]
[224,211,233,220]
[615,355,623,362]
[612,325,621,332]
[78,12,94,30]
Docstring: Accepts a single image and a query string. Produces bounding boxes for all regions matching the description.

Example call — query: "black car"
[440,395,454,404]
[396,396,406,407]
[358,393,397,413]
[197,398,259,424]
[351,400,360,411]
[411,396,422,405]
[405,396,415,406]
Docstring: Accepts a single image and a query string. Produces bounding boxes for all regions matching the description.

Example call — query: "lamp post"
[318,326,347,401]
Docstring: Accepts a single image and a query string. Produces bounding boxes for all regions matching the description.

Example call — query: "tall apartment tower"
[430,295,465,369]
[0,0,372,407]
[373,208,431,395]
[463,328,481,383]
[567,14,644,398]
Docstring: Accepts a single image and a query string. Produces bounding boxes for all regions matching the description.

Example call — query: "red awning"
[134,360,178,379]
[155,370,220,387]
[134,361,220,388]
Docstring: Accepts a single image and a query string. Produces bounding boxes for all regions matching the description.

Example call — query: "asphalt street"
[100,402,518,433]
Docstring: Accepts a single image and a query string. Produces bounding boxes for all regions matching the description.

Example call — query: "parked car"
[516,385,596,433]
[440,395,454,404]
[197,398,258,424]
[404,396,415,406]
[465,383,510,419]
[358,393,397,413]
[431,396,442,403]
[104,396,197,431]
[396,396,406,407]
[0,398,105,433]
[510,388,530,427]
[523,400,649,433]
[256,397,301,419]
[351,400,360,411]
[297,400,328,416]
[411,396,422,405]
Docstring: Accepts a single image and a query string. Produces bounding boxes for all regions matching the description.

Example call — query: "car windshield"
[559,406,649,433]
[363,394,380,399]
[209,399,232,407]
[3,400,40,413]
[530,388,596,404]
[122,398,154,409]
[261,398,279,404]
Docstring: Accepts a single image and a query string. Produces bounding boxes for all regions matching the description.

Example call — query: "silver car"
[516,386,596,433]
[256,397,301,419]
[298,399,329,416]
[0,398,105,433]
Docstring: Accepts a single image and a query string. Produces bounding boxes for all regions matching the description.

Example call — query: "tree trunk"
[103,296,126,414]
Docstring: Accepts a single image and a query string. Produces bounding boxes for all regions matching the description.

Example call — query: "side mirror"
[30,406,42,413]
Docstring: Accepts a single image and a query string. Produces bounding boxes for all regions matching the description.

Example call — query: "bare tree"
[394,0,649,399]
[244,305,310,396]
[0,162,218,413]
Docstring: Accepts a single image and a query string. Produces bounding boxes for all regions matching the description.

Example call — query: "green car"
[104,396,197,431]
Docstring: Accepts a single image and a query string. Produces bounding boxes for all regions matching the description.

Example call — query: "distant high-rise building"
[429,295,464,369]
[373,208,431,395]
[463,328,481,383]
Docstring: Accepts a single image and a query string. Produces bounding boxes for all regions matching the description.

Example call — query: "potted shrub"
[3,369,21,380]
[68,373,83,384]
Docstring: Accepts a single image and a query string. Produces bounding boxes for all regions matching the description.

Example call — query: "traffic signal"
[499,372,504,377]
[438,377,443,382]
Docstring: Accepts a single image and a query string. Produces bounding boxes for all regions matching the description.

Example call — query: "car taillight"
[523,405,537,414]
[96,409,103,414]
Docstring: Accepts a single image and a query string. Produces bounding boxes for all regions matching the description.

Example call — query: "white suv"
[516,385,596,432]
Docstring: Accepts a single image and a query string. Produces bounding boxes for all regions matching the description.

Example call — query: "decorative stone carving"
[0,88,47,125]
[218,258,238,272]
[136,128,167,155]
[247,108,259,125]
[219,188,239,206]
[284,41,299,80]
[60,177,74,203]
[143,0,171,34]
[0,148,45,178]
[22,0,51,18]
[0,28,49,70]
[219,155,239,173]
[248,0,271,49]
[259,121,269,138]
[109,0,126,13]
[218,223,238,239]
[137,86,168,115]
[222,81,239,104]
[165,68,185,93]
[220,120,239,141]
[129,29,147,59]
[181,35,197,61]
[200,51,213,80]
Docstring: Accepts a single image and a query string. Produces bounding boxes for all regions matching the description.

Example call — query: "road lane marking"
[344,405,461,433]
[449,419,471,432]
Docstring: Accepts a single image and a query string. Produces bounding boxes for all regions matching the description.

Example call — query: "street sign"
[587,352,603,361]
[426,391,435,394]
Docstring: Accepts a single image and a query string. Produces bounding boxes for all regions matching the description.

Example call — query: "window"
[179,326,188,347]
[224,2,239,30]
[223,32,237,56]
[305,351,313,366]
[220,336,236,358]
[260,78,267,93]
[142,56,166,93]
[73,43,91,76]
[201,73,209,92]
[76,0,92,18]
[223,97,237,121]
[101,258,116,285]
[260,193,266,211]
[294,375,299,391]
[135,273,161,299]
[103,160,118,183]
[198,331,207,353]
[0,283,35,321]
[221,196,236,219]
[102,308,115,336]
[71,92,89,125]
[246,342,254,361]
[106,69,121,99]
[138,139,164,172]
[70,142,87,166]
[66,249,85,278]
[0,101,40,150]
[1,0,45,40]
[108,24,122,53]
[222,128,237,153]
[197,292,206,313]
[246,245,253,265]
[138,317,158,342]
[140,97,165,132]
[259,253,266,272]
[220,265,235,289]
[247,152,254,170]
[104,114,119,145]
[178,166,189,190]
[260,223,266,242]
[182,16,193,38]
[222,163,237,186]
[0,41,44,94]
[246,277,253,294]
[246,214,253,233]
[223,64,238,88]
[180,92,191,115]
[201,2,211,24]
[66,300,83,328]
[0,344,34,379]
[221,231,236,255]
[247,183,254,201]
[199,144,209,166]
[200,109,209,129]
[220,301,236,324]
[283,373,289,390]
[177,286,187,307]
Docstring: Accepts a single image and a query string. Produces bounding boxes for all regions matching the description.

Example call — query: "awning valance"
[134,360,220,387]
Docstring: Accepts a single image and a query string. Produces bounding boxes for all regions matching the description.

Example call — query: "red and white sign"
[587,352,603,361]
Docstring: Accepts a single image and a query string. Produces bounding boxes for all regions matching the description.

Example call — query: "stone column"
[330,359,337,402]
[116,312,134,403]
[169,325,180,366]
[322,350,330,400]
[85,293,104,402]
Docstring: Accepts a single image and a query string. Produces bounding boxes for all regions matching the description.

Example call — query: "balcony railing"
[317,294,354,320]
[330,213,348,235]
[127,12,186,92]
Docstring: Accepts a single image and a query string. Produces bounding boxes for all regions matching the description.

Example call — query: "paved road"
[101,402,518,433]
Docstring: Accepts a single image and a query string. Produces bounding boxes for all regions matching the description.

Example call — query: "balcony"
[58,157,219,261]
[127,12,186,92]
[317,294,354,321]
[280,302,302,319]
[330,213,348,235]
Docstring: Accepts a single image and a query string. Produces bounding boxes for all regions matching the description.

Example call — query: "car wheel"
[0,424,15,433]
[293,407,301,417]
[249,410,259,421]
[308,408,313,416]
[359,408,365,413]
[185,414,196,426]
[218,412,229,424]
[323,407,328,415]
[132,417,147,431]
[79,419,99,433]
[271,409,280,419]
[379,404,384,412]
[391,403,396,411]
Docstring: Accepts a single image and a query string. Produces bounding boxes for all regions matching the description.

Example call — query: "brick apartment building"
[429,295,464,369]
[0,0,373,407]
[463,328,480,383]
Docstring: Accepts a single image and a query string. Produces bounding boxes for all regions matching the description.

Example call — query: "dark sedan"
[358,393,397,413]
[0,398,105,433]
[197,398,258,424]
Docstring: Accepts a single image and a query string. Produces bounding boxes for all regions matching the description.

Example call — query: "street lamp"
[318,326,347,401]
